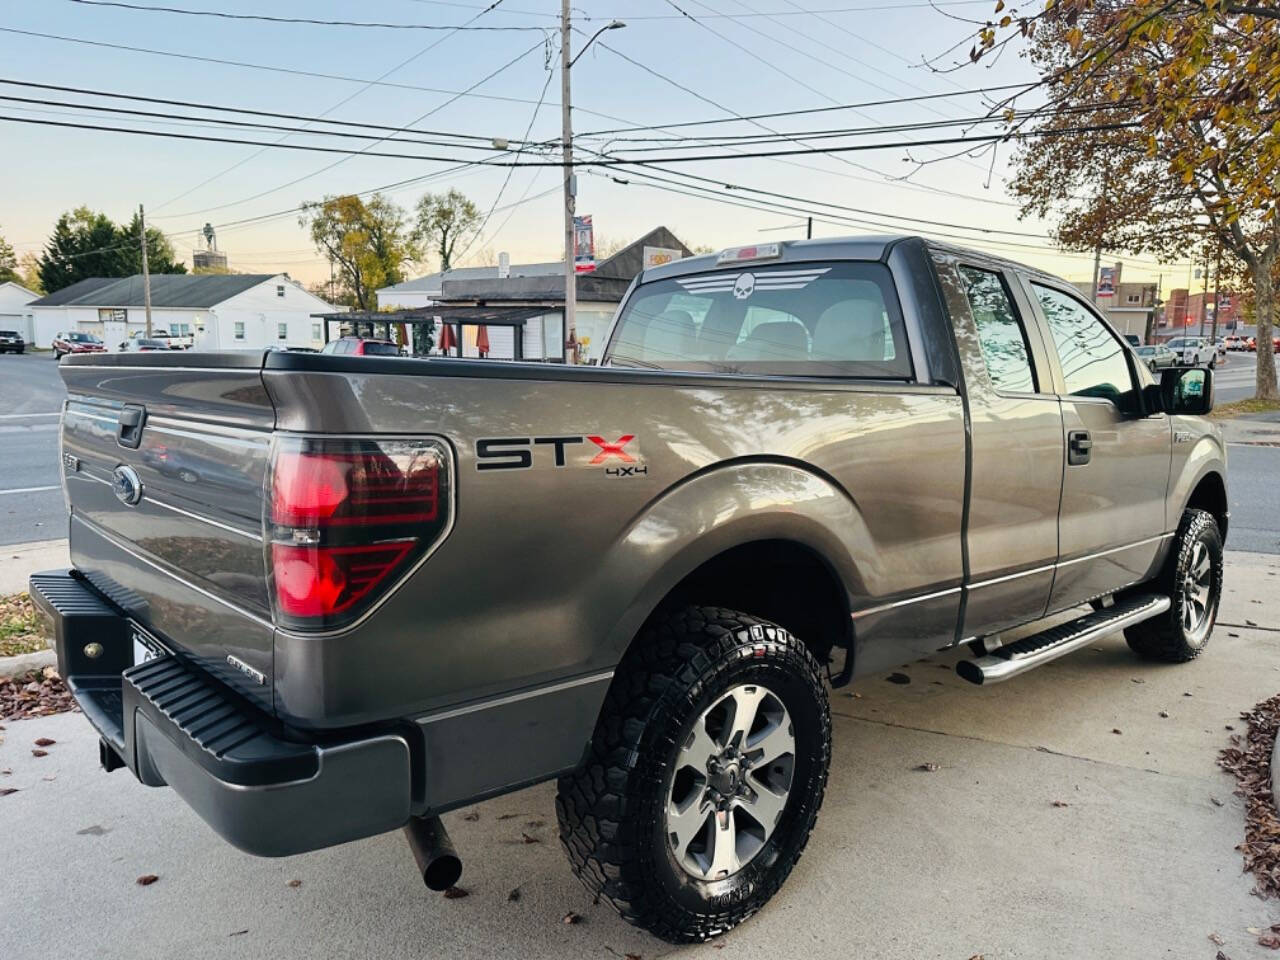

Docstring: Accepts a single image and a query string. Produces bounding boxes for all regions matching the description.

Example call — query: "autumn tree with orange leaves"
[972,0,1279,400]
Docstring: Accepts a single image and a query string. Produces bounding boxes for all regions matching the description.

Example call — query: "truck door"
[1021,281,1171,612]
[932,256,1064,637]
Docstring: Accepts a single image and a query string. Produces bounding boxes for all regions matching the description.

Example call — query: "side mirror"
[1156,366,1214,415]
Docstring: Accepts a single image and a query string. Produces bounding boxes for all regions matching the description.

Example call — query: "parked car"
[1213,338,1227,357]
[1135,343,1176,372]
[319,336,403,356]
[1123,333,1141,347]
[117,337,171,352]
[0,329,25,354]
[1165,336,1217,367]
[35,236,1228,943]
[51,331,105,358]
[1224,335,1243,351]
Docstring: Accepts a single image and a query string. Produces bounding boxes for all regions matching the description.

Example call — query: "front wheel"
[556,606,831,943]
[1125,508,1223,662]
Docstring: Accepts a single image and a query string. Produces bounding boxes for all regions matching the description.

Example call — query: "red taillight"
[266,437,452,630]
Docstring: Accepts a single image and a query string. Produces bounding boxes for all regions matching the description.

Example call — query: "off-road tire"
[1124,508,1223,662]
[556,605,831,943]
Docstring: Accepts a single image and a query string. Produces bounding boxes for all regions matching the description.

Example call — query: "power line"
[0,112,1142,165]
[572,82,1036,138]
[159,36,551,219]
[149,0,523,214]
[64,0,550,31]
[590,38,1021,209]
[0,78,523,144]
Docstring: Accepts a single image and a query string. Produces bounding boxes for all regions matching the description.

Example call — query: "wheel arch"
[594,458,868,670]
[1184,468,1228,541]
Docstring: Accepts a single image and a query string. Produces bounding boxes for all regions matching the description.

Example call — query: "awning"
[426,306,545,327]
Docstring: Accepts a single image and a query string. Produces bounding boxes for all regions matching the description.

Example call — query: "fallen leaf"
[229,930,249,937]
[915,762,940,772]
[626,954,642,960]
[1209,932,1225,945]
[886,672,910,685]
[1226,725,1235,731]
[442,886,468,899]
[507,887,521,902]
[33,737,55,746]
[31,748,47,757]
[1258,931,1280,949]
[521,832,540,844]
[1216,952,1230,960]
[562,911,582,925]
[287,879,302,888]
[1229,632,1240,638]
[1210,796,1224,807]
[1159,711,1170,718]
[462,811,479,822]
[1184,692,1194,697]
[1051,800,1069,807]
[136,874,159,886]
[77,825,108,835]
[1111,728,1123,735]
[1250,927,1263,935]
[41,775,55,781]
[0,787,17,797]
[1131,678,1145,684]
[845,691,863,698]
[1246,619,1257,626]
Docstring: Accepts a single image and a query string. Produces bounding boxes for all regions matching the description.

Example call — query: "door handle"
[1067,429,1092,465]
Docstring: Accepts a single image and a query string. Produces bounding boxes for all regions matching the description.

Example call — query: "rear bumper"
[29,569,412,857]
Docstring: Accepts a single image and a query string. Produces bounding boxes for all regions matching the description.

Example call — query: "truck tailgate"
[58,353,276,708]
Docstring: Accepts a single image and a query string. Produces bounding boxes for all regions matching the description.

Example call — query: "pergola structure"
[310,307,547,358]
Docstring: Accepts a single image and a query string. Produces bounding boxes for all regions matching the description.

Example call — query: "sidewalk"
[0,538,67,595]
[1221,411,1280,446]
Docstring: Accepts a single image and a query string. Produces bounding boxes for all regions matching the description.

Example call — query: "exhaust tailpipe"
[403,815,462,891]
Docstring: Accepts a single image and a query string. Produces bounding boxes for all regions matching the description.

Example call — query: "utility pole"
[139,203,152,337]
[1091,241,1103,305]
[806,217,813,240]
[1198,249,1210,338]
[1210,242,1222,343]
[560,0,576,364]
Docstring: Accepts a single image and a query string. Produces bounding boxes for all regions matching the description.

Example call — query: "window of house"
[1126,293,1140,304]
[957,266,1037,393]
[277,322,288,340]
[276,285,286,298]
[311,323,322,341]
[234,321,245,341]
[1033,284,1135,402]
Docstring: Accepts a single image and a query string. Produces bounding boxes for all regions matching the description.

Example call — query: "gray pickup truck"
[33,236,1227,942]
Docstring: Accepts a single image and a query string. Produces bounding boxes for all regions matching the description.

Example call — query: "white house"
[0,280,40,342]
[27,274,336,351]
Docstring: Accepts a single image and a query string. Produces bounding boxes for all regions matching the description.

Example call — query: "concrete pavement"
[0,352,66,547]
[4,550,1280,960]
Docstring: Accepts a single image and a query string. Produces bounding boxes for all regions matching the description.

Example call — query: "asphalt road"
[0,352,65,546]
[6,551,1280,960]
[1214,350,1278,404]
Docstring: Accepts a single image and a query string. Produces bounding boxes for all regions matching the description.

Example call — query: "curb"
[1273,724,1280,815]
[0,647,56,680]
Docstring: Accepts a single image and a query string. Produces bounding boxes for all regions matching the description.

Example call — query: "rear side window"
[1032,284,1134,401]
[606,260,911,378]
[363,341,400,356]
[957,266,1036,393]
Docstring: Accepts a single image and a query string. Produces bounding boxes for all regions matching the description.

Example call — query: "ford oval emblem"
[112,465,143,506]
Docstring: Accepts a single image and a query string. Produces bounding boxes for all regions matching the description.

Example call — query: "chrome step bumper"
[957,593,1172,685]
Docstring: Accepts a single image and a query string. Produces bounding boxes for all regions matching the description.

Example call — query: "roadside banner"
[574,215,596,274]
[1097,265,1118,298]
[643,246,683,270]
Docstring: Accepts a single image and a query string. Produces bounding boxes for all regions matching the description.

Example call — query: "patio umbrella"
[437,321,456,354]
[475,324,490,358]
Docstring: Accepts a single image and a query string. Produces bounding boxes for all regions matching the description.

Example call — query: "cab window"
[957,266,1037,393]
[1032,284,1135,402]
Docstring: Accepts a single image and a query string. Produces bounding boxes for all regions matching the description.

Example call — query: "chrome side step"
[956,593,1171,685]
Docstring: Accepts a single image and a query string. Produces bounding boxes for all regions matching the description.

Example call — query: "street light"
[561,11,625,363]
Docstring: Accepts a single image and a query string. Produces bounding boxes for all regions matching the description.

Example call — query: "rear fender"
[594,459,867,660]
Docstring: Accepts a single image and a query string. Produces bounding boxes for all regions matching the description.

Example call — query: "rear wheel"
[556,606,831,943]
[1124,508,1223,662]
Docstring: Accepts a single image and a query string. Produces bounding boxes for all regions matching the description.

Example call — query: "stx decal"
[476,434,640,471]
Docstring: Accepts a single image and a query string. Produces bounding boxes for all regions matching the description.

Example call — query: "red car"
[51,331,106,358]
[319,337,403,357]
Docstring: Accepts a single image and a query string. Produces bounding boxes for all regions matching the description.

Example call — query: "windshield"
[606,260,911,378]
[1136,346,1155,355]
[68,332,100,343]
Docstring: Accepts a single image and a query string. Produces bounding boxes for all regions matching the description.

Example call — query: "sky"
[0,0,1204,294]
